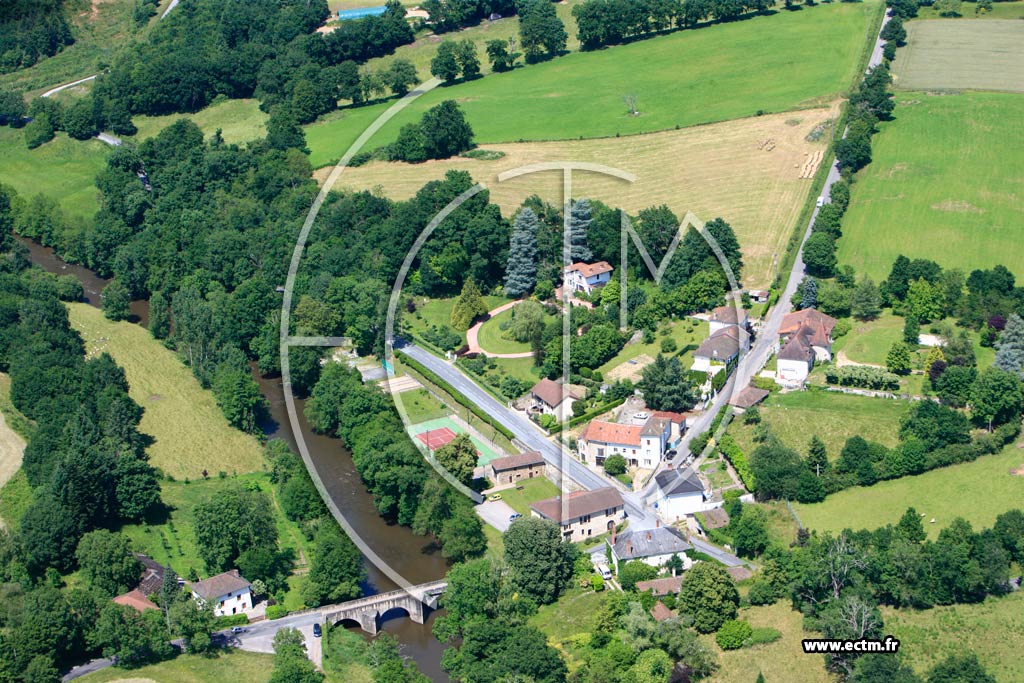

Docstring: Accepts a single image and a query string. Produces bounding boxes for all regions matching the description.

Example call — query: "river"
[18,237,451,681]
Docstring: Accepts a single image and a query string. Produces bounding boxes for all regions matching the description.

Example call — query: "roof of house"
[531,378,580,407]
[635,575,685,596]
[135,553,169,596]
[190,570,251,601]
[778,333,815,362]
[701,507,731,530]
[651,410,689,425]
[727,566,754,582]
[650,601,674,622]
[694,327,747,361]
[655,468,705,497]
[489,451,545,472]
[780,308,837,340]
[728,385,770,409]
[612,526,692,560]
[566,261,613,278]
[640,416,671,438]
[709,305,746,324]
[531,487,624,522]
[579,420,642,447]
[113,588,158,612]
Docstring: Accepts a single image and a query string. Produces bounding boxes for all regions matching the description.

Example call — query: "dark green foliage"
[677,562,739,633]
[900,401,971,452]
[504,207,539,297]
[729,505,769,557]
[266,105,308,152]
[618,560,658,591]
[75,530,142,597]
[382,58,419,96]
[435,433,478,486]
[193,483,279,572]
[749,437,803,501]
[270,628,325,683]
[970,366,1024,430]
[442,619,567,683]
[802,232,837,277]
[23,112,55,149]
[638,354,698,412]
[662,217,743,289]
[485,38,520,72]
[0,90,27,125]
[101,279,131,321]
[603,453,627,475]
[714,619,752,650]
[0,0,74,71]
[91,602,175,668]
[800,276,818,310]
[302,525,365,607]
[387,100,474,161]
[504,517,578,604]
[518,0,568,63]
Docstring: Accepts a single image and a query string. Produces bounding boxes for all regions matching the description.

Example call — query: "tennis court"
[406,416,504,466]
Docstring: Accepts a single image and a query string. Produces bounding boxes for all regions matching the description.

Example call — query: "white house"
[650,468,707,519]
[578,416,670,469]
[529,378,581,421]
[190,570,253,617]
[691,327,749,373]
[707,305,749,336]
[564,261,613,295]
[775,309,837,386]
[609,526,693,572]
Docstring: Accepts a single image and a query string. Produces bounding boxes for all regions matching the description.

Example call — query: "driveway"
[476,499,518,532]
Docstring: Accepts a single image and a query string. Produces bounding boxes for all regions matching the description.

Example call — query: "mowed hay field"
[304,0,881,164]
[78,650,275,683]
[324,107,838,288]
[883,592,1024,683]
[793,443,1024,538]
[836,92,1024,280]
[128,98,269,144]
[67,303,266,478]
[892,20,1024,93]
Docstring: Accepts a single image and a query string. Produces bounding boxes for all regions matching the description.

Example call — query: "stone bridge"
[323,580,447,635]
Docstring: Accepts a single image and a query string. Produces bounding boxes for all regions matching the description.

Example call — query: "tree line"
[0,0,73,73]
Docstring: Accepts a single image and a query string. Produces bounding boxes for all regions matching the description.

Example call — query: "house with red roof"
[776,308,837,385]
[563,261,613,295]
[578,415,671,469]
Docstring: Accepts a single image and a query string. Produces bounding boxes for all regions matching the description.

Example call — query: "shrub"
[748,627,782,645]
[715,619,753,650]
[590,574,605,591]
[266,605,289,620]
[832,318,852,338]
[660,337,678,354]
[603,454,627,476]
[719,435,754,491]
[824,365,900,391]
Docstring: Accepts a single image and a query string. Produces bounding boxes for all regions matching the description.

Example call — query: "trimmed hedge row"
[719,434,755,491]
[825,365,901,391]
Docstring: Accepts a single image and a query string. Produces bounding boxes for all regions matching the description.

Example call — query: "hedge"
[719,434,755,491]
[266,605,289,620]
[398,351,516,441]
[825,365,901,391]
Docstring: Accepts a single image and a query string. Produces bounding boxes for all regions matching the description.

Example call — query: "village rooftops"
[190,569,251,601]
[694,326,748,360]
[640,417,671,437]
[708,305,746,325]
[700,507,731,530]
[579,420,643,447]
[651,410,689,424]
[530,378,580,407]
[780,308,837,343]
[135,553,170,596]
[565,261,613,277]
[489,451,545,472]
[530,487,624,522]
[612,526,692,561]
[778,333,816,362]
[635,575,685,596]
[654,468,705,496]
[728,385,770,409]
[113,588,159,612]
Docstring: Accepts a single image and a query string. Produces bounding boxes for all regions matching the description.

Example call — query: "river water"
[18,237,451,680]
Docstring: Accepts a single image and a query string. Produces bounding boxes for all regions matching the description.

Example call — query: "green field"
[883,592,1024,683]
[68,303,267,478]
[128,98,269,144]
[836,92,1024,280]
[915,0,1024,19]
[597,319,709,376]
[477,307,531,354]
[79,649,275,683]
[493,476,561,516]
[0,127,107,224]
[793,442,1024,537]
[305,0,881,166]
[893,19,1024,93]
[398,387,451,424]
[728,389,907,459]
[832,311,994,369]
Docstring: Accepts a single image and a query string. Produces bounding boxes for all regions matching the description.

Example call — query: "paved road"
[40,75,97,99]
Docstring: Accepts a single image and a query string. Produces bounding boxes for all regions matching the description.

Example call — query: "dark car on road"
[313,623,322,638]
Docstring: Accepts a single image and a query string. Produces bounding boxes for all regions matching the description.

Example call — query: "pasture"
[882,592,1024,683]
[0,127,107,225]
[893,20,1024,93]
[836,92,1024,280]
[727,389,907,459]
[68,303,267,479]
[793,441,1024,537]
[129,98,269,144]
[78,649,275,683]
[328,107,838,288]
[832,311,994,369]
[304,0,880,160]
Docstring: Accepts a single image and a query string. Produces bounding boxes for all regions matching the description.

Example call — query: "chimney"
[656,519,660,528]
[626,540,632,556]
[647,531,652,541]
[611,525,617,546]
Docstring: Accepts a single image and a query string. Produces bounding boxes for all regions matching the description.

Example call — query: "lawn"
[0,127,108,225]
[305,0,881,161]
[493,476,561,516]
[700,602,834,683]
[322,625,375,683]
[0,373,27,495]
[793,442,1024,537]
[399,387,451,424]
[128,98,269,144]
[836,92,1024,280]
[68,303,267,478]
[728,389,907,459]
[915,0,1024,19]
[598,319,709,376]
[0,469,32,531]
[700,458,736,490]
[529,587,608,668]
[404,294,507,345]
[328,106,838,289]
[892,19,1024,93]
[832,312,994,371]
[882,592,1024,683]
[476,306,545,355]
[78,649,275,683]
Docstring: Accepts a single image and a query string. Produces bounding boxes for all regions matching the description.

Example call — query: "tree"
[619,560,658,591]
[102,278,131,321]
[91,602,173,667]
[63,99,98,140]
[729,506,769,557]
[970,367,1024,431]
[0,90,27,125]
[994,313,1024,374]
[853,654,922,683]
[676,562,739,633]
[934,0,962,16]
[880,15,907,45]
[434,433,478,485]
[433,558,501,641]
[906,278,945,323]
[505,207,539,296]
[266,105,307,152]
[927,653,995,683]
[806,436,830,476]
[76,530,142,597]
[568,198,593,261]
[455,40,481,80]
[438,500,487,562]
[169,598,215,653]
[896,507,927,543]
[302,525,365,607]
[193,484,279,572]
[504,517,577,604]
[795,468,826,504]
[715,619,753,650]
[851,276,881,320]
[654,618,719,680]
[383,59,419,96]
[627,648,673,683]
[430,41,461,83]
[270,628,324,683]
[518,0,567,63]
[148,290,171,339]
[420,100,474,159]
[802,233,837,277]
[485,38,519,72]
[23,112,55,149]
[451,276,488,330]
[886,341,912,375]
[749,437,804,501]
[801,276,818,310]
[638,354,698,412]
[603,453,627,476]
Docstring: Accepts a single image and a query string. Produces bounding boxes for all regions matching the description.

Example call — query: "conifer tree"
[504,208,539,297]
[451,277,488,330]
[801,277,818,310]
[994,313,1024,374]
[568,198,593,261]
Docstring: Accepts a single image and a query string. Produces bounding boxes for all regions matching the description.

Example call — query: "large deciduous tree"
[676,562,739,633]
[503,517,577,604]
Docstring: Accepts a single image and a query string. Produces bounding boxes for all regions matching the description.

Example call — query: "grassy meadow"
[893,19,1024,93]
[793,441,1024,537]
[915,0,1024,19]
[882,592,1024,683]
[836,92,1024,280]
[0,127,107,224]
[727,388,907,459]
[128,97,269,144]
[832,311,995,369]
[305,0,881,162]
[68,303,267,479]
[78,649,275,683]
[494,476,561,516]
